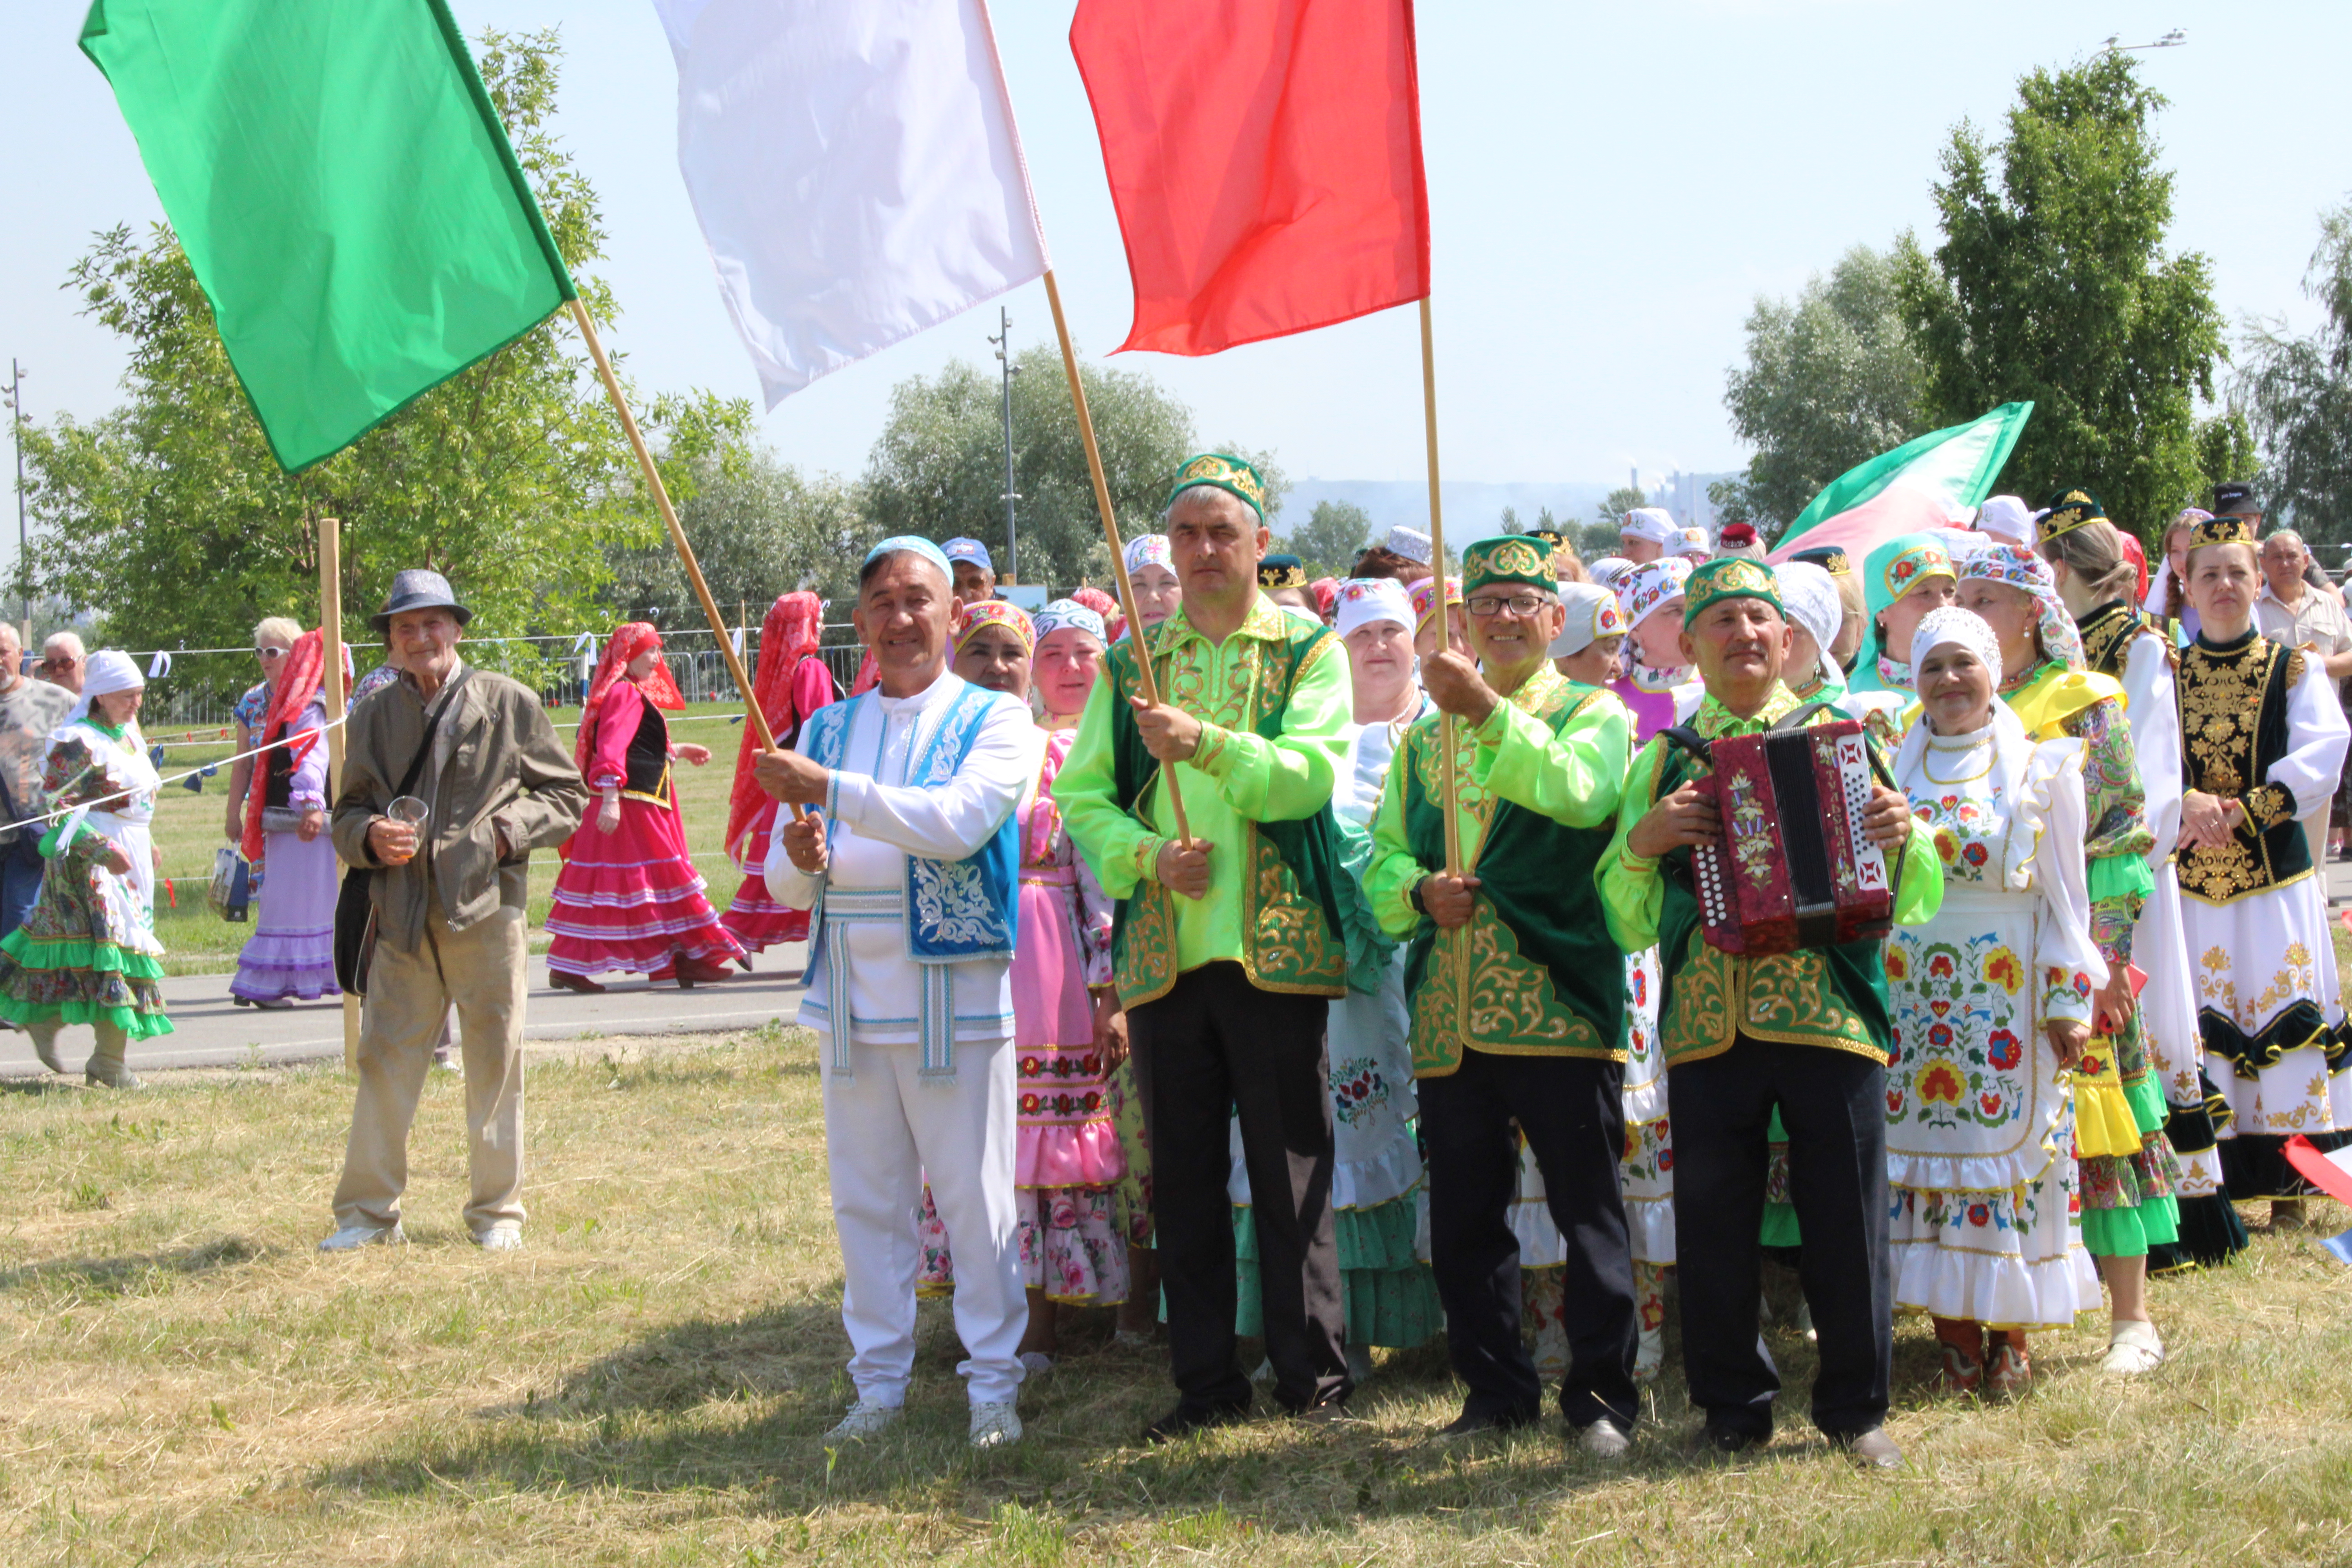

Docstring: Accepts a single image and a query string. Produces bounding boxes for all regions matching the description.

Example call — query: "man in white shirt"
[756,536,1034,1450]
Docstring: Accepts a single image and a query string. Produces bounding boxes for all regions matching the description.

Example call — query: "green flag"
[81,0,576,472]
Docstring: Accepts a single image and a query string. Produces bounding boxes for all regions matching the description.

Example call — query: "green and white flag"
[82,0,575,472]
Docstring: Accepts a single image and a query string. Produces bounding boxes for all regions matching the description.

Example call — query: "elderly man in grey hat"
[319,571,586,1252]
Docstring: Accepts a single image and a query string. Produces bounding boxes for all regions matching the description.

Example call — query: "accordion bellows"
[1674,719,1894,957]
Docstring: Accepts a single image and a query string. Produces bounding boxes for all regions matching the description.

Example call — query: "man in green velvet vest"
[1598,558,1940,1469]
[1055,453,1354,1441]
[1365,533,1641,1455]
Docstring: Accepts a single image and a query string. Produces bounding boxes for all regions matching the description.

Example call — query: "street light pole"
[4,361,25,640]
[989,307,1020,583]
[2100,28,2186,52]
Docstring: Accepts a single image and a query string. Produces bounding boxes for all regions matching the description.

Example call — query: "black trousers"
[1421,1049,1639,1429]
[1668,1034,1891,1440]
[1130,961,1348,1412]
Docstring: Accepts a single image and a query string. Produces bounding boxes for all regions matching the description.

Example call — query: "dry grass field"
[0,1024,2347,1568]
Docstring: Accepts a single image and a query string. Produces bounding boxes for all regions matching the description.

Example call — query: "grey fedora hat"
[370,568,474,634]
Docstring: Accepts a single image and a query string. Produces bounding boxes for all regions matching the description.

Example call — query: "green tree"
[2238,200,2352,546]
[862,346,1195,589]
[1895,54,2228,538]
[14,28,641,702]
[603,392,866,629]
[1279,499,1370,578]
[1593,484,1648,531]
[1722,244,1927,529]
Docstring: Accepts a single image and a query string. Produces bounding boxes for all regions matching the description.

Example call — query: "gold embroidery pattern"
[1411,900,1608,1074]
[1113,882,1179,1008]
[2177,637,2303,904]
[1243,828,1345,996]
[1744,951,1878,1055]
[1663,929,1735,1062]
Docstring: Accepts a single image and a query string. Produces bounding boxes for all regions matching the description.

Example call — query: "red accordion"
[1666,716,1895,957]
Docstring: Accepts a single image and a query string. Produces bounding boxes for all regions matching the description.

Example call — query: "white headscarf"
[1775,561,1844,677]
[1910,604,2004,687]
[1586,555,1634,592]
[1334,577,1413,637]
[1974,495,2036,547]
[1549,582,1627,658]
[68,648,145,729]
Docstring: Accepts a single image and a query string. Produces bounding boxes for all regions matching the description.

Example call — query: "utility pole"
[988,307,1021,583]
[4,361,25,641]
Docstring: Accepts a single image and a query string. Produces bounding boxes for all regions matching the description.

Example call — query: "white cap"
[1775,561,1843,669]
[1586,555,1634,591]
[1549,582,1628,658]
[1619,507,1679,547]
[1333,577,1413,637]
[1384,525,1432,565]
[1975,495,2035,546]
[1678,525,1712,559]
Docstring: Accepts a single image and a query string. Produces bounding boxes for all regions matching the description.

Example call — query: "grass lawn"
[0,1027,2347,1567]
[143,701,757,975]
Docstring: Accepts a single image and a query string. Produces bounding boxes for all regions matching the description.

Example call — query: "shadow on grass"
[0,1234,269,1296]
[302,1297,1832,1530]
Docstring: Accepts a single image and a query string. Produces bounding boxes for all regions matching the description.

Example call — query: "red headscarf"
[1068,584,1123,644]
[2116,529,2150,608]
[575,622,686,774]
[726,592,834,855]
[240,627,330,863]
[1310,576,1339,617]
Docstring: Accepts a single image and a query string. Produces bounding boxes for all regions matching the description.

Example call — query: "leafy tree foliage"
[13,28,644,698]
[1281,499,1370,578]
[2239,200,2352,545]
[1895,54,2227,537]
[1593,484,1649,531]
[1721,245,1927,529]
[862,345,1195,589]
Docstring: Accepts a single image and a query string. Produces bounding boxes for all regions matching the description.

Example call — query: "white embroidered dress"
[1886,706,2107,1328]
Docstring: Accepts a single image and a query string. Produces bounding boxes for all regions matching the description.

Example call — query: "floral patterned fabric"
[1617,949,1674,1265]
[1884,713,2103,1328]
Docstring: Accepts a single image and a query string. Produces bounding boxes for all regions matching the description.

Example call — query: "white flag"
[653,0,1050,408]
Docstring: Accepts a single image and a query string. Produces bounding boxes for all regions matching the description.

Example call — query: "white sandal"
[2100,1318,2164,1376]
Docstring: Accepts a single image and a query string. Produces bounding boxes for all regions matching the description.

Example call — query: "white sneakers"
[824,1400,904,1441]
[819,1399,1025,1448]
[475,1227,524,1252]
[968,1401,1023,1449]
[317,1221,407,1252]
[2102,1319,2165,1376]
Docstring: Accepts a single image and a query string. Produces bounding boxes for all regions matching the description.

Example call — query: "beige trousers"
[330,904,528,1236]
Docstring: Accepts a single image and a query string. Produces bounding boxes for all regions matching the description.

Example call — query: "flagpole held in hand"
[565,299,802,820]
[1041,270,1192,848]
[1420,295,1460,877]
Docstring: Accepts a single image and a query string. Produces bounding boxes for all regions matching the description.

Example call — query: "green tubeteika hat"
[2038,486,2109,545]
[1460,534,1558,595]
[1167,452,1268,521]
[1257,553,1307,589]
[1681,557,1782,625]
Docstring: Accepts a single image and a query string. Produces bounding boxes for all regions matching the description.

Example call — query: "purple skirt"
[230,828,341,1002]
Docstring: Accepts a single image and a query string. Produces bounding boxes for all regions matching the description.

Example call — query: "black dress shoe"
[1141,1399,1250,1444]
[1435,1406,1536,1438]
[1699,1422,1768,1457]
[1835,1426,1904,1470]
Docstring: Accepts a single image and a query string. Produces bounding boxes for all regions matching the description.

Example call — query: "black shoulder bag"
[333,675,465,997]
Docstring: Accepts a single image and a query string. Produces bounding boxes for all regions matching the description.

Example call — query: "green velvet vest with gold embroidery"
[1102,619,1348,1007]
[1650,716,1894,1068]
[1396,675,1625,1076]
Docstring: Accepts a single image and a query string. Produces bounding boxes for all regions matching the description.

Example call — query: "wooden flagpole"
[319,514,359,1074]
[565,300,800,818]
[1420,296,1461,876]
[1040,270,1191,845]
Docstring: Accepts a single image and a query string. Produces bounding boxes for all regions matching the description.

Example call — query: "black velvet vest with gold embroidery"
[2076,600,2173,682]
[2175,630,2308,905]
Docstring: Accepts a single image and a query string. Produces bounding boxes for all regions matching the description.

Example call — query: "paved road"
[0,944,811,1079]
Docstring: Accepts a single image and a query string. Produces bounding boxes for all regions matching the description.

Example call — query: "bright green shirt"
[1054,595,1351,974]
[1366,666,1631,938]
[1597,682,1944,953]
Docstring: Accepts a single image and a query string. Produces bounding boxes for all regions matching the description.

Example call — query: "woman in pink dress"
[917,599,1129,1372]
[719,592,838,958]
[547,622,742,992]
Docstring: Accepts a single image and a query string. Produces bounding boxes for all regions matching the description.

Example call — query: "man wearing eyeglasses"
[1365,534,1641,1456]
[0,624,73,965]
[37,632,85,696]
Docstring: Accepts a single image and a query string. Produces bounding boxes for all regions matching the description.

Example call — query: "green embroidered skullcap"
[1681,557,1782,625]
[2038,486,2109,545]
[1167,452,1269,521]
[1257,553,1308,589]
[1461,534,1558,595]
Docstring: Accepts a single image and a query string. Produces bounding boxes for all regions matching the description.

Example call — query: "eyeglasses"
[1466,593,1553,619]
[255,646,289,659]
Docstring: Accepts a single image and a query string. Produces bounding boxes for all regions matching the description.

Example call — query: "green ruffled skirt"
[1232,1193,1442,1350]
[0,931,176,1040]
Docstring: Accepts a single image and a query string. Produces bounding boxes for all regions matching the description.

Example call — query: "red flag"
[1070,0,1430,356]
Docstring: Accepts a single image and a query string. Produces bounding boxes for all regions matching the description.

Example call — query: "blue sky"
[4,0,2347,552]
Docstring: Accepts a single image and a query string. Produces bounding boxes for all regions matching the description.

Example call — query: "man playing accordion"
[1598,558,1942,1469]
